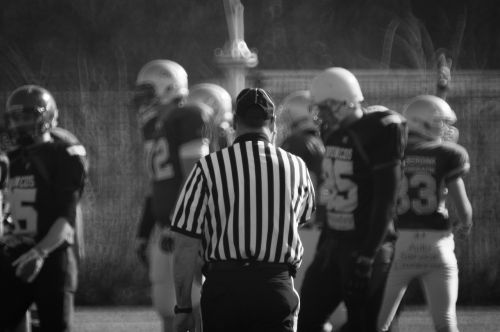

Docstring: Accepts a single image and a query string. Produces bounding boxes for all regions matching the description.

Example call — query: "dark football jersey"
[144,103,209,225]
[319,109,406,242]
[7,140,87,242]
[280,129,325,183]
[396,134,470,230]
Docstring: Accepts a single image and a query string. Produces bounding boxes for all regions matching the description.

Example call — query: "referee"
[171,88,316,332]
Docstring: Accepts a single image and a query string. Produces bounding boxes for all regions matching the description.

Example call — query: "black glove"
[135,239,149,267]
[346,253,374,303]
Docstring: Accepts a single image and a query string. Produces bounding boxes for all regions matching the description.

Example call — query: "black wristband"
[174,305,193,314]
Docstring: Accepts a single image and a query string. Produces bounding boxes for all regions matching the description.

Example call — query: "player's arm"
[33,216,75,255]
[173,232,201,308]
[448,177,473,237]
[135,195,155,266]
[12,194,79,283]
[361,115,406,259]
[171,163,207,331]
[436,51,452,100]
[361,163,401,258]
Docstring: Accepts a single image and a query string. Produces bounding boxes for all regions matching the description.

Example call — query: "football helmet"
[5,85,58,146]
[403,95,458,141]
[310,67,364,136]
[134,59,188,108]
[310,67,364,107]
[279,90,315,130]
[188,83,234,149]
[188,83,233,127]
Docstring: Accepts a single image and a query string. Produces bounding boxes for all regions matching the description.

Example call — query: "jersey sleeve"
[443,143,470,182]
[368,113,407,170]
[299,159,317,225]
[170,162,208,238]
[54,143,88,225]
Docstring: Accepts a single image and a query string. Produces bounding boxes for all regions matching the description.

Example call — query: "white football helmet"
[188,83,234,149]
[135,59,188,106]
[279,90,315,130]
[403,95,458,141]
[310,67,364,107]
[188,83,233,127]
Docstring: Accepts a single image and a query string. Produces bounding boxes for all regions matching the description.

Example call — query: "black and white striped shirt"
[171,133,316,268]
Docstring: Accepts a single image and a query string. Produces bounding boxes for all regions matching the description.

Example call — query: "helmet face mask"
[132,83,157,111]
[5,85,57,147]
[6,108,45,146]
[310,98,347,135]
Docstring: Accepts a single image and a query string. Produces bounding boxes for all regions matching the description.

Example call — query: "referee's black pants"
[297,232,394,332]
[201,262,300,332]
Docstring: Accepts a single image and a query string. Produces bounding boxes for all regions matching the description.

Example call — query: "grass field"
[73,306,500,332]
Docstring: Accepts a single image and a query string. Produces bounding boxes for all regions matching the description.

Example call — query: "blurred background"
[0,0,499,306]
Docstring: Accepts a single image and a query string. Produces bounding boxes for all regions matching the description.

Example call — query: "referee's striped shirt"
[171,132,316,269]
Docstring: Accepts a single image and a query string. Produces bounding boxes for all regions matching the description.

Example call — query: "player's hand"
[135,238,149,267]
[346,253,373,303]
[12,248,46,283]
[173,312,195,332]
[160,229,175,253]
[436,50,452,90]
[455,222,472,240]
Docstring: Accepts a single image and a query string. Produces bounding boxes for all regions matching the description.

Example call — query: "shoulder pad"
[66,144,87,157]
[379,110,405,126]
[51,127,81,145]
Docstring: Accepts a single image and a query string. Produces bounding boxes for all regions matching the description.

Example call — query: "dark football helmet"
[4,85,58,146]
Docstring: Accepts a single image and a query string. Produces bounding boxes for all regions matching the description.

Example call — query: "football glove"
[12,247,47,283]
[346,253,374,303]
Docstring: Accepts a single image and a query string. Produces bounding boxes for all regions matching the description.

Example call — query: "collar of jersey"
[234,133,270,144]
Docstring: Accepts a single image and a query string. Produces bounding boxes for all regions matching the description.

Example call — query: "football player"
[133,60,209,332]
[0,85,87,332]
[278,90,324,189]
[277,90,328,327]
[187,83,234,151]
[377,96,472,332]
[298,68,407,332]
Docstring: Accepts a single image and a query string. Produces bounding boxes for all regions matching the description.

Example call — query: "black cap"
[235,88,275,122]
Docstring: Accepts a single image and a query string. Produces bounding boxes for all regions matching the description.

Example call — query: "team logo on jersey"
[325,145,352,161]
[405,156,436,172]
[10,175,35,188]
